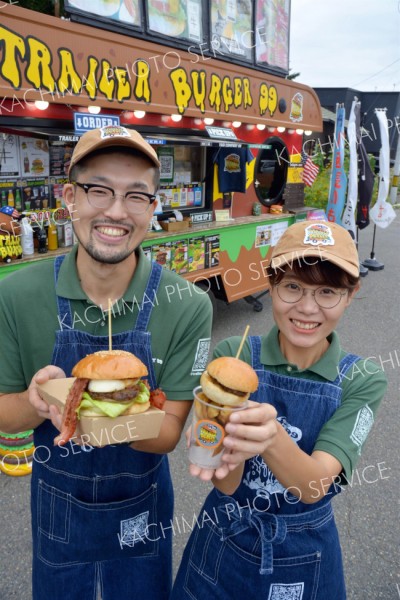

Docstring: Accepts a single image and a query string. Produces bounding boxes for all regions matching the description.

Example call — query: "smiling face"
[64,150,158,265]
[269,261,360,367]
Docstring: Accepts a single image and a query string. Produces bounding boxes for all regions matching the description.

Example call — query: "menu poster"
[19,178,51,211]
[0,180,19,209]
[256,0,290,71]
[147,0,203,42]
[50,177,69,208]
[0,134,21,178]
[65,0,141,26]
[210,0,253,61]
[49,141,75,177]
[18,137,50,178]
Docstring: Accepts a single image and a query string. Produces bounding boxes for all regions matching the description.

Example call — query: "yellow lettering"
[169,67,191,114]
[26,37,55,92]
[259,82,268,116]
[268,85,277,116]
[57,50,82,94]
[114,67,131,102]
[233,78,242,108]
[98,59,115,100]
[222,76,233,112]
[134,60,150,102]
[191,71,206,112]
[84,57,99,100]
[209,74,222,112]
[0,25,25,88]
[243,78,252,108]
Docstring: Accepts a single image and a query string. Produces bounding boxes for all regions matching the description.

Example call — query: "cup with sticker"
[188,386,248,470]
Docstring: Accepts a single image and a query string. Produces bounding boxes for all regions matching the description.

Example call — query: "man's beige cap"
[270,220,360,277]
[68,125,160,174]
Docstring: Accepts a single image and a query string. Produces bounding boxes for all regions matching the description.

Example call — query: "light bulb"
[204,117,214,125]
[257,124,266,131]
[232,121,242,128]
[277,126,286,133]
[304,130,313,136]
[88,105,101,114]
[34,101,49,110]
[296,128,304,135]
[133,110,146,119]
[171,114,182,122]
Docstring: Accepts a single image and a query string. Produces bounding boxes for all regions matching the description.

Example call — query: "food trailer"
[0,2,323,308]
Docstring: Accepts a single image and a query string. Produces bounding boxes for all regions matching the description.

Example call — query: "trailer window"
[255,138,288,207]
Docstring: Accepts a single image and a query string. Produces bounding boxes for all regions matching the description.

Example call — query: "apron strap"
[249,335,263,371]
[53,255,73,329]
[134,261,163,332]
[333,353,361,386]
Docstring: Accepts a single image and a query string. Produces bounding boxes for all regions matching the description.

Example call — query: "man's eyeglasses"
[275,281,348,309]
[72,182,156,215]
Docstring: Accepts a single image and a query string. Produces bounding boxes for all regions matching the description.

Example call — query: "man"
[0,126,212,599]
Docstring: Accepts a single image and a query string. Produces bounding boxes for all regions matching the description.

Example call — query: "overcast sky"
[289,0,400,92]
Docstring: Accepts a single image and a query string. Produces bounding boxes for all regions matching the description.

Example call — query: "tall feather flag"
[356,103,374,229]
[369,109,396,228]
[326,104,347,224]
[341,99,358,239]
[301,151,319,186]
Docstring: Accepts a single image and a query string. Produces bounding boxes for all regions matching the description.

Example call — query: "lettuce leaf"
[77,383,150,419]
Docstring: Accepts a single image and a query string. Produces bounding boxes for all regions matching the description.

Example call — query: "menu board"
[0,134,21,178]
[256,0,290,71]
[65,0,141,26]
[147,0,203,42]
[18,137,50,178]
[210,0,253,61]
[49,141,75,177]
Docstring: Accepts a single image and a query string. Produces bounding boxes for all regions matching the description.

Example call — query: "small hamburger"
[56,350,166,445]
[270,204,283,214]
[200,357,259,408]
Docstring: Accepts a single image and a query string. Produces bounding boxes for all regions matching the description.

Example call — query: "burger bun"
[200,357,258,407]
[72,350,148,380]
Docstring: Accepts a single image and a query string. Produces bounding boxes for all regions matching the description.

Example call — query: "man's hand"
[28,366,66,428]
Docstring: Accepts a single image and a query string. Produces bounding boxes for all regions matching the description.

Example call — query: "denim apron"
[31,256,173,600]
[172,336,360,600]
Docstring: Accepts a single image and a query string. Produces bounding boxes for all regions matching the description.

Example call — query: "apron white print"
[118,511,149,549]
[350,405,374,454]
[243,417,302,497]
[268,582,305,600]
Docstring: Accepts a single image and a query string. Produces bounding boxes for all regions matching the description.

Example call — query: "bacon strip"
[54,378,89,446]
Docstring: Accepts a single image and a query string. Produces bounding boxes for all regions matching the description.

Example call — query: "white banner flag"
[342,100,358,238]
[369,109,396,228]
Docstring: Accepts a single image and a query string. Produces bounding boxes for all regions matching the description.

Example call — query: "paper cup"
[188,386,247,470]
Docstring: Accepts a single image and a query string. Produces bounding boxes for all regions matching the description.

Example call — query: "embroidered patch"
[191,338,211,375]
[303,223,334,247]
[268,582,304,600]
[100,125,130,139]
[117,511,149,549]
[350,405,374,448]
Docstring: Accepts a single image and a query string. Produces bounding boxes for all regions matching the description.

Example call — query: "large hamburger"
[56,350,166,445]
[200,357,259,408]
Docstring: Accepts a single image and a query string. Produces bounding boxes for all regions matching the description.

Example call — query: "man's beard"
[74,229,135,264]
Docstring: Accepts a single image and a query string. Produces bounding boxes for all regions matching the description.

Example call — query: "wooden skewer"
[235,325,250,359]
[108,298,113,352]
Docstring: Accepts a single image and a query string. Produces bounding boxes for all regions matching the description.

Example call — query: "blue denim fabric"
[171,336,360,600]
[31,257,173,600]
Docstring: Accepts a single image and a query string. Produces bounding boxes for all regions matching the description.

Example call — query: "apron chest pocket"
[37,479,159,567]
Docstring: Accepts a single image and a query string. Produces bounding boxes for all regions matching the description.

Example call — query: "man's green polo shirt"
[214,326,387,480]
[0,246,212,400]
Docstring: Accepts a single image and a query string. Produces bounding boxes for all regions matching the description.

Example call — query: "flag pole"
[356,226,369,277]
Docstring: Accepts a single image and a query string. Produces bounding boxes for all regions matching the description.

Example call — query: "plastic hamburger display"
[188,357,259,469]
[37,350,166,447]
[0,430,34,477]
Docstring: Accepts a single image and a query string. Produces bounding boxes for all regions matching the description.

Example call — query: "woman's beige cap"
[68,125,160,174]
[270,220,360,277]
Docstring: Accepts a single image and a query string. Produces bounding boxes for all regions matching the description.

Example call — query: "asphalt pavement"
[1,217,399,599]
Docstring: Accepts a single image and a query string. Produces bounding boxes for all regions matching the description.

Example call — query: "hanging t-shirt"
[213,147,254,193]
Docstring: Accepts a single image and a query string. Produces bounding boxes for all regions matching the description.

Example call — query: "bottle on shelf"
[20,217,35,256]
[15,188,22,211]
[7,189,14,208]
[1,190,7,207]
[47,223,58,250]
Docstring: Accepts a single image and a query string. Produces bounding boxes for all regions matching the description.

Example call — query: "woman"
[171,220,387,600]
